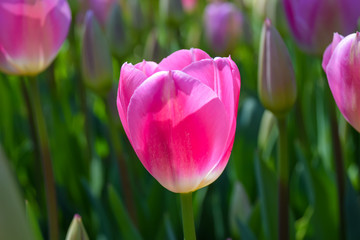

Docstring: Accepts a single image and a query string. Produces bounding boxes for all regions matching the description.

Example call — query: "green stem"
[180,193,196,240]
[28,77,58,240]
[277,117,289,240]
[21,79,42,188]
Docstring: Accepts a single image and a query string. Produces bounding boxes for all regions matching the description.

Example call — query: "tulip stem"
[180,192,196,240]
[28,77,58,240]
[277,117,289,240]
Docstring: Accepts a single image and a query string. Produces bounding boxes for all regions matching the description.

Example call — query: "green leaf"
[0,147,35,240]
[345,178,360,240]
[107,185,142,240]
[25,201,44,240]
[237,219,257,240]
[254,153,278,240]
[229,181,251,238]
[295,143,338,240]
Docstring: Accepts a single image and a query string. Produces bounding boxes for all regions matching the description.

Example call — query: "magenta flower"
[322,32,360,132]
[182,0,197,12]
[204,2,243,55]
[0,0,71,76]
[117,49,241,193]
[283,0,360,54]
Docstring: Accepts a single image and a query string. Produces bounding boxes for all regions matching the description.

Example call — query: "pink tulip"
[182,0,197,12]
[117,49,241,193]
[204,2,243,55]
[0,0,71,76]
[322,32,360,132]
[283,0,360,54]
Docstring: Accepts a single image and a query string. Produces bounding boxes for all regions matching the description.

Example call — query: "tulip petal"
[157,48,211,71]
[117,63,147,136]
[322,33,344,71]
[196,136,234,189]
[326,33,360,132]
[134,60,158,77]
[183,58,240,139]
[127,70,229,192]
[182,57,240,190]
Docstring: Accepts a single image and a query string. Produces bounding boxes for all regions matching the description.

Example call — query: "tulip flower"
[0,0,71,76]
[322,32,360,132]
[282,0,360,54]
[204,2,243,55]
[117,48,240,193]
[182,0,197,12]
[258,19,297,117]
[82,11,113,96]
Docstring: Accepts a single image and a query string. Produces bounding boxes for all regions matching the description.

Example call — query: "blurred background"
[1,0,360,239]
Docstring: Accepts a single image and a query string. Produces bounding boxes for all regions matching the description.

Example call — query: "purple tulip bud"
[105,2,129,58]
[204,2,243,55]
[258,19,297,117]
[88,0,117,27]
[82,11,113,96]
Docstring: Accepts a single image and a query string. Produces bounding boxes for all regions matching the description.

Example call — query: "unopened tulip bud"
[105,3,128,58]
[65,214,89,240]
[258,19,297,117]
[204,2,243,55]
[323,32,360,132]
[82,11,113,96]
[0,0,71,76]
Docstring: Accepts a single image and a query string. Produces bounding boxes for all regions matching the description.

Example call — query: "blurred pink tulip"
[0,0,71,76]
[204,2,243,55]
[117,49,241,193]
[283,0,360,54]
[182,0,197,12]
[322,32,360,132]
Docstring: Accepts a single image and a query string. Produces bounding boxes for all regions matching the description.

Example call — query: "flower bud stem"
[27,77,58,240]
[180,192,196,240]
[277,117,289,240]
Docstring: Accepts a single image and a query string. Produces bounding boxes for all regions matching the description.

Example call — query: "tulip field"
[1,0,360,240]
